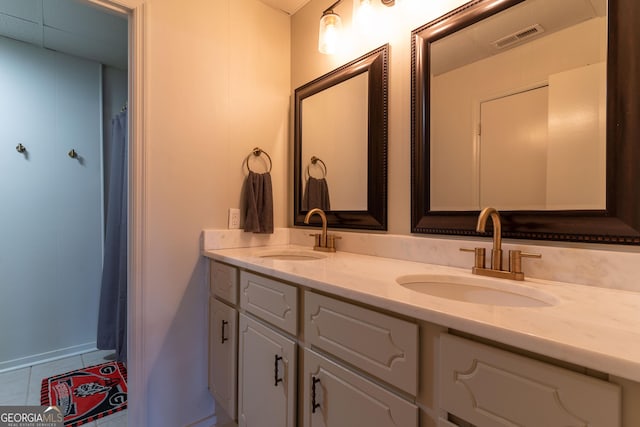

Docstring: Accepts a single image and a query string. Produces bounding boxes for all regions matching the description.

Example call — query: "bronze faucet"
[304,208,339,252]
[461,207,541,281]
[476,207,503,270]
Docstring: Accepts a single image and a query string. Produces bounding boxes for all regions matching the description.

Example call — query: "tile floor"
[0,350,127,426]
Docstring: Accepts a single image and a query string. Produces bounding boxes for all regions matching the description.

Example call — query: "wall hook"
[68,149,78,159]
[16,143,26,153]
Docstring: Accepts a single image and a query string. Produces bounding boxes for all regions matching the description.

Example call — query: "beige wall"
[144,1,289,424]
[292,0,469,233]
[111,0,290,425]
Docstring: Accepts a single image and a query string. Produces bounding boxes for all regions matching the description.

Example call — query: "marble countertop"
[203,245,640,382]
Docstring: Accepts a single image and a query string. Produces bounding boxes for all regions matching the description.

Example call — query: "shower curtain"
[97,109,128,362]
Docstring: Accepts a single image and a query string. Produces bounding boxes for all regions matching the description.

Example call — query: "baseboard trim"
[0,342,97,373]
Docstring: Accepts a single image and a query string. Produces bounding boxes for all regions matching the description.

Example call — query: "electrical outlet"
[228,208,241,229]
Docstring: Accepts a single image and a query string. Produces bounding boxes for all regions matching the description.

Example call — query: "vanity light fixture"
[353,0,374,31]
[318,0,343,54]
[353,0,399,32]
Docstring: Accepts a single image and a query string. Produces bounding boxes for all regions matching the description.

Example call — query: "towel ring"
[245,147,272,173]
[306,156,327,179]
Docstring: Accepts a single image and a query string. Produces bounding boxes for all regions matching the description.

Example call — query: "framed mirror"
[411,0,640,244]
[294,45,388,230]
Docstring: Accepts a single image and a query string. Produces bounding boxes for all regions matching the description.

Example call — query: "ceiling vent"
[491,24,545,49]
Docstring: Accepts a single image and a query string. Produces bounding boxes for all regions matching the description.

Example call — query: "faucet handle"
[308,233,321,247]
[327,234,342,250]
[509,250,541,275]
[460,247,486,269]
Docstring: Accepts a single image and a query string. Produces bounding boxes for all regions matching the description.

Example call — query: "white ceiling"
[431,0,607,76]
[260,0,312,14]
[0,0,127,69]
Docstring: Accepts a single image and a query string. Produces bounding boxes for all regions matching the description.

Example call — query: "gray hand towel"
[244,171,274,234]
[302,177,331,211]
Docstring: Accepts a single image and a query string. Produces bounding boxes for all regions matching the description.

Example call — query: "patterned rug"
[41,361,127,426]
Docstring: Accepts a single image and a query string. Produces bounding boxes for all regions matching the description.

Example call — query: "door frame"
[83,1,146,425]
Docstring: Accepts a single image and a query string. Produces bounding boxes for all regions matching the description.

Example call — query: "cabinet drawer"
[210,261,238,305]
[240,271,298,335]
[303,348,418,427]
[440,333,621,427]
[304,291,418,395]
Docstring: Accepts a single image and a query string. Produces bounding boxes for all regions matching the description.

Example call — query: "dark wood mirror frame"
[411,0,640,244]
[294,44,388,230]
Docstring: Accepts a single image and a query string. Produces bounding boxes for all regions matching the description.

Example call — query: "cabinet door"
[238,314,296,427]
[303,349,418,427]
[209,298,238,420]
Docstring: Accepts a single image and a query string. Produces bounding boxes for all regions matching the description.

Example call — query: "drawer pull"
[274,355,283,386]
[221,320,229,344]
[312,376,321,413]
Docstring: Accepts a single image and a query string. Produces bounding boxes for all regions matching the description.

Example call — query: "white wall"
[430,17,606,210]
[110,0,291,425]
[0,36,103,370]
[546,62,606,209]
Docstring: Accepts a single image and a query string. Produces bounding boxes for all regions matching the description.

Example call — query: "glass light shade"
[353,0,375,32]
[318,12,342,54]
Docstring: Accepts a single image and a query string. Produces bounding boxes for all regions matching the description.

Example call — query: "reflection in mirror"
[294,44,388,230]
[430,0,606,211]
[301,72,368,211]
[411,0,640,244]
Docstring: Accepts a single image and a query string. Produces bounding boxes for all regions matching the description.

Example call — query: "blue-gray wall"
[0,35,104,371]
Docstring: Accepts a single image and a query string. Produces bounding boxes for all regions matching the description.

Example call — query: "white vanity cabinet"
[439,333,621,427]
[206,257,636,427]
[237,271,298,427]
[209,261,239,421]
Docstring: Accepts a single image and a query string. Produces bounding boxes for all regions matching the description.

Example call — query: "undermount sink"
[257,248,327,261]
[396,274,557,307]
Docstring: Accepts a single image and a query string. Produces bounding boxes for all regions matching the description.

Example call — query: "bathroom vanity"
[204,246,640,427]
